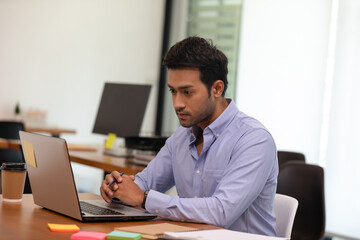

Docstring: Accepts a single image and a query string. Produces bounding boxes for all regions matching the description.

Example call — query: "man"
[100,36,278,236]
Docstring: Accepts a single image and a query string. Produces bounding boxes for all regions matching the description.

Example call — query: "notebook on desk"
[19,131,157,222]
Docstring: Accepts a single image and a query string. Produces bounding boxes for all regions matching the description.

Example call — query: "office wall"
[324,0,360,238]
[0,0,165,144]
[0,0,165,194]
[236,0,331,166]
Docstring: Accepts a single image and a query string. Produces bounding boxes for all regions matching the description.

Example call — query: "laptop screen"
[19,131,83,220]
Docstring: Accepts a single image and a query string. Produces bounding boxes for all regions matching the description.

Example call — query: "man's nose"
[173,94,185,111]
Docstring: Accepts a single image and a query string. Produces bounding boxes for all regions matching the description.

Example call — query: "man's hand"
[100,171,142,206]
[112,175,144,206]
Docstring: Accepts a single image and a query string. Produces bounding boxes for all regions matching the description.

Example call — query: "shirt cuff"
[145,189,172,215]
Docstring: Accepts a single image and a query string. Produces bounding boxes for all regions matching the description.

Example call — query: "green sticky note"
[107,231,142,240]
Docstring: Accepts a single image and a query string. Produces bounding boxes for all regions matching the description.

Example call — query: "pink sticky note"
[71,231,107,240]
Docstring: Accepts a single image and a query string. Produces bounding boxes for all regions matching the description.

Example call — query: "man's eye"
[184,90,191,95]
[169,89,175,94]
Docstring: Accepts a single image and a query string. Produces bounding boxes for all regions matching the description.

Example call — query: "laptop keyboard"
[80,201,124,216]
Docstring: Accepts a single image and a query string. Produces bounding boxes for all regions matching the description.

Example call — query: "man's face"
[168,68,216,129]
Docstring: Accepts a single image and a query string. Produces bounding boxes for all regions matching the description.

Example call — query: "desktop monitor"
[92,83,151,138]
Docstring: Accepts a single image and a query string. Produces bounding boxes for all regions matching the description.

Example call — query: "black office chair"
[277,151,306,167]
[0,121,32,193]
[277,161,325,240]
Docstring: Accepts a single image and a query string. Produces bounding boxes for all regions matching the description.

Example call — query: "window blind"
[186,0,243,99]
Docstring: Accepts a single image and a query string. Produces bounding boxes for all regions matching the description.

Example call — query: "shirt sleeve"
[141,128,277,229]
[134,137,176,193]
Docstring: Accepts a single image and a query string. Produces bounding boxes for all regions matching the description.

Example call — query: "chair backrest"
[274,193,298,238]
[0,121,24,139]
[0,121,31,193]
[277,151,305,167]
[277,162,325,240]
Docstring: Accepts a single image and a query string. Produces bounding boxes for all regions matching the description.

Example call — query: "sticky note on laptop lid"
[48,223,80,232]
[22,140,37,168]
[107,231,142,240]
[71,231,107,240]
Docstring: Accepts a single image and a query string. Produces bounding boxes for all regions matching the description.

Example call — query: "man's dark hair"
[163,36,228,96]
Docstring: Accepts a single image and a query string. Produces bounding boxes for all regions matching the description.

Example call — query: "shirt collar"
[189,98,238,142]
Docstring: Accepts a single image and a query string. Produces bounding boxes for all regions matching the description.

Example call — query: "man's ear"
[211,80,224,98]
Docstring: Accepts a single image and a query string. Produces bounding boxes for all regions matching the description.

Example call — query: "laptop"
[19,131,157,222]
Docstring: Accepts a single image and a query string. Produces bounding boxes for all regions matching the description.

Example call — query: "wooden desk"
[0,138,9,149]
[69,146,146,175]
[0,193,218,240]
[25,125,76,137]
[0,138,21,151]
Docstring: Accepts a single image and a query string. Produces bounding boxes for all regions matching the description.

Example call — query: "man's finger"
[100,185,111,203]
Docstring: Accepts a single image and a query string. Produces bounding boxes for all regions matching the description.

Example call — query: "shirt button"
[155,209,159,213]
[196,170,200,174]
[194,196,198,198]
[216,133,220,137]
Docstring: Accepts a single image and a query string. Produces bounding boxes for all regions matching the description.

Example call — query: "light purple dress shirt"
[134,100,278,236]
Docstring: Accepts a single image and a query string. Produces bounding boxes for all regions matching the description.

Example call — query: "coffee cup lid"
[1,162,27,171]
